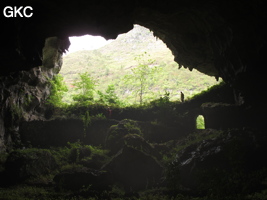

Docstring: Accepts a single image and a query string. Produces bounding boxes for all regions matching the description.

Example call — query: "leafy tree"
[72,72,97,103]
[97,84,122,106]
[124,52,159,104]
[47,74,68,107]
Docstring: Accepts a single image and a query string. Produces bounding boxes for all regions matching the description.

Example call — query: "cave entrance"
[60,25,221,105]
[196,115,205,129]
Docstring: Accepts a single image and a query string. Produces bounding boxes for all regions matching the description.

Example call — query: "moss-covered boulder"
[102,146,163,192]
[5,149,57,184]
[123,134,161,160]
[105,119,142,154]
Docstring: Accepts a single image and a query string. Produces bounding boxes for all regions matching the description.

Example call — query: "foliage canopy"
[123,52,160,104]
[72,72,97,103]
[47,74,68,107]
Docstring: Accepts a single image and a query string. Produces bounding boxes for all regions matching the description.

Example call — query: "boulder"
[105,119,142,154]
[168,129,267,195]
[105,119,162,159]
[105,119,187,149]
[123,134,161,160]
[102,146,163,192]
[5,149,57,184]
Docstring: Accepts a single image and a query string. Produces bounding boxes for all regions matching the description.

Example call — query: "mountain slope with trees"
[60,25,221,105]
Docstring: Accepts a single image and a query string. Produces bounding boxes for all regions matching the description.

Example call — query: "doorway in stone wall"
[196,115,205,129]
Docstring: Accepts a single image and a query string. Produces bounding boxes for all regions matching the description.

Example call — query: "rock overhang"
[0,0,266,93]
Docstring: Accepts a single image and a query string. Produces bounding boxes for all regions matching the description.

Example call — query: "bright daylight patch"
[66,35,113,54]
[196,115,205,129]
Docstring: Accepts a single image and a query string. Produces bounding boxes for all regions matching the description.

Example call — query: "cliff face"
[0,37,69,151]
[0,0,266,151]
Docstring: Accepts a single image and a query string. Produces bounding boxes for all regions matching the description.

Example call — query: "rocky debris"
[169,129,267,195]
[123,134,162,160]
[102,146,163,192]
[175,137,226,190]
[53,167,111,192]
[4,149,57,184]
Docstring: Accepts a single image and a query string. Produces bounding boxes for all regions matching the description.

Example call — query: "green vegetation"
[72,72,97,104]
[196,115,205,129]
[123,52,159,104]
[60,25,221,106]
[1,131,267,200]
[163,130,223,165]
[97,84,123,106]
[5,26,261,200]
[47,74,68,107]
[10,103,23,122]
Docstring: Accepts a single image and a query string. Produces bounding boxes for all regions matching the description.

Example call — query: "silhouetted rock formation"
[102,146,163,192]
[0,0,266,154]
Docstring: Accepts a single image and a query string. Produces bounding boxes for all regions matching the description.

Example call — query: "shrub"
[47,74,68,107]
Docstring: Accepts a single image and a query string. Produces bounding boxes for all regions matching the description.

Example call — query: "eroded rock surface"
[0,37,69,151]
[170,129,267,194]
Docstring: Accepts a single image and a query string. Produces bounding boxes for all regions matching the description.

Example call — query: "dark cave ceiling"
[0,0,266,89]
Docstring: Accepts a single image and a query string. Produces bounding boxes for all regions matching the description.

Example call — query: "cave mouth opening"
[59,24,221,105]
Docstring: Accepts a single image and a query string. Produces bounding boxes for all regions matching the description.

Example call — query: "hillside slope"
[60,25,220,104]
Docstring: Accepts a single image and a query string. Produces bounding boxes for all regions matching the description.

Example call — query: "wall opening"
[196,115,205,129]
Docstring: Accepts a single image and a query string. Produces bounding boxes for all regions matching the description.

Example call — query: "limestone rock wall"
[0,37,69,151]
